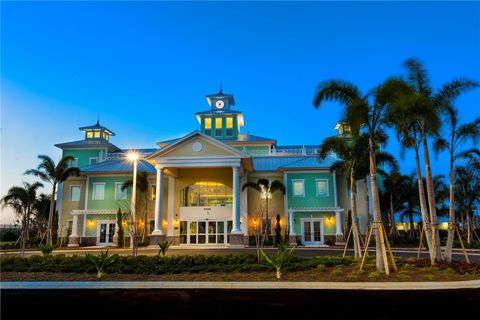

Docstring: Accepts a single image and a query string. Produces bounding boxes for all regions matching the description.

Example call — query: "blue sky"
[1,2,479,223]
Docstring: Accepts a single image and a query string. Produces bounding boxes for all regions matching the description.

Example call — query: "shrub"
[38,243,55,255]
[330,266,344,277]
[316,264,326,272]
[424,274,435,281]
[346,269,365,281]
[368,271,385,280]
[314,256,354,267]
[158,240,172,257]
[85,250,118,278]
[260,241,295,279]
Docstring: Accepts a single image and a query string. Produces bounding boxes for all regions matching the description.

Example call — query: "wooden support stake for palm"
[417,225,425,259]
[382,223,397,272]
[454,224,470,264]
[359,224,374,271]
[377,222,390,275]
[342,225,354,257]
[359,221,394,275]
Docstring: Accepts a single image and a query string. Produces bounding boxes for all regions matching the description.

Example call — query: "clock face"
[215,100,225,109]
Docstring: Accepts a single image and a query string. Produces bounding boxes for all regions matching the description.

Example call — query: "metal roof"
[78,121,115,135]
[194,109,243,116]
[220,134,276,143]
[80,160,156,174]
[252,155,338,171]
[205,90,235,106]
[54,140,121,152]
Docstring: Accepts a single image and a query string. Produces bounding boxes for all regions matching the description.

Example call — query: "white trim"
[300,218,324,245]
[155,157,242,168]
[72,209,117,215]
[89,157,99,165]
[289,207,344,212]
[96,220,116,246]
[291,179,305,197]
[333,171,338,207]
[84,176,90,209]
[114,182,127,200]
[315,179,329,197]
[69,185,82,202]
[92,183,105,200]
[282,170,330,174]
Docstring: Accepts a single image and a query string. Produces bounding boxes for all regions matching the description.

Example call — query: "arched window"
[180,181,232,207]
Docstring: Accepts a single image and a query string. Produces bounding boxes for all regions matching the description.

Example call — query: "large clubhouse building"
[56,90,372,247]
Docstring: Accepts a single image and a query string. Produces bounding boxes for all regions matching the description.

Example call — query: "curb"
[2,280,480,290]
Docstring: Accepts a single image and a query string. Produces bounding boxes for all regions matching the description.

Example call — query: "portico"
[147,131,251,246]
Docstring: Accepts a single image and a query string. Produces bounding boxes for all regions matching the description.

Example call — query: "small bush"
[368,271,385,280]
[316,264,326,272]
[397,270,412,281]
[424,274,435,281]
[330,266,344,277]
[346,269,365,281]
[38,243,55,255]
[85,250,118,278]
[158,240,172,257]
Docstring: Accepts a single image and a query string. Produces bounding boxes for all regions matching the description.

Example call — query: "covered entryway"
[301,218,324,245]
[97,221,116,246]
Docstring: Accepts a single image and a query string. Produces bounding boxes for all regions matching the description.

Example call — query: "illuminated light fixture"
[127,152,139,161]
[88,219,95,226]
[253,219,257,225]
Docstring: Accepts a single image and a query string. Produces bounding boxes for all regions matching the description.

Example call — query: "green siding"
[200,115,239,139]
[87,176,132,211]
[293,212,336,235]
[63,149,104,167]
[287,172,335,208]
[234,146,270,156]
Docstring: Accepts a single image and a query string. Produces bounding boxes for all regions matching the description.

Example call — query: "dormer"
[79,120,115,142]
[334,120,352,137]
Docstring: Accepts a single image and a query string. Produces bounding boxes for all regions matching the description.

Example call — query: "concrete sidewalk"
[2,280,480,290]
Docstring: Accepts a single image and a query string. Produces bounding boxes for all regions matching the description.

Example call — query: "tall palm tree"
[458,148,480,170]
[381,169,406,235]
[313,78,401,271]
[397,173,420,239]
[434,105,480,261]
[33,193,51,242]
[25,155,80,245]
[396,58,478,262]
[1,182,43,256]
[122,171,150,242]
[319,133,397,258]
[242,179,285,239]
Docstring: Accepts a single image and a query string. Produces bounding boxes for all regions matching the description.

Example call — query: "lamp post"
[127,152,139,251]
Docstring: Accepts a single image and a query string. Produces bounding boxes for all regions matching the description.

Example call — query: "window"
[115,183,127,200]
[204,118,212,136]
[103,133,109,141]
[226,117,233,136]
[292,179,305,197]
[92,183,105,200]
[70,186,81,201]
[180,181,233,207]
[151,185,156,200]
[94,131,101,138]
[149,220,155,234]
[89,157,98,165]
[215,117,223,136]
[316,179,329,197]
[68,158,78,168]
[86,131,94,139]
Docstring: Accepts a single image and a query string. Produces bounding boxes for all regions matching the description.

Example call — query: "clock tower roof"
[205,89,235,107]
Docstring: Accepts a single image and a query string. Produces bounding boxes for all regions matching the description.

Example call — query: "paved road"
[2,246,479,263]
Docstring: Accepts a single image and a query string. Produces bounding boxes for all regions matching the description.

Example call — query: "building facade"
[56,90,371,247]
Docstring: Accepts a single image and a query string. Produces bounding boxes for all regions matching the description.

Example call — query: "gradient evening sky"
[1,1,479,223]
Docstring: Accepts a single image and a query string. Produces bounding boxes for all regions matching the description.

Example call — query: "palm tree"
[313,78,401,271]
[434,105,480,261]
[458,148,480,170]
[395,58,478,262]
[381,170,406,235]
[242,179,285,240]
[122,171,150,242]
[396,173,420,239]
[454,165,480,246]
[25,155,80,245]
[33,193,51,242]
[319,133,397,258]
[1,182,43,256]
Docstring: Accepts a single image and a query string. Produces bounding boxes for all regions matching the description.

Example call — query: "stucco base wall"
[324,235,336,246]
[150,235,167,245]
[80,237,97,246]
[167,236,181,245]
[67,236,80,247]
[229,233,245,246]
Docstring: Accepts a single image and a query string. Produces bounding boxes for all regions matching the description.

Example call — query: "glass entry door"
[302,219,324,245]
[98,222,116,246]
[182,220,229,244]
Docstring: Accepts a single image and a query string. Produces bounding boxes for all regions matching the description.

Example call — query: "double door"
[98,222,116,246]
[180,220,231,245]
[302,219,324,245]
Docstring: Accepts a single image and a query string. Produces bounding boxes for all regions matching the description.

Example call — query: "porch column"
[68,214,80,247]
[167,176,175,237]
[152,165,164,235]
[231,166,241,234]
[335,210,344,244]
[289,210,295,235]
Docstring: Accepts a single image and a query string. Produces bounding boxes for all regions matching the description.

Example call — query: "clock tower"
[195,87,244,140]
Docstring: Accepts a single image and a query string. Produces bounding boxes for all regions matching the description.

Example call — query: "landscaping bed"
[1,254,480,282]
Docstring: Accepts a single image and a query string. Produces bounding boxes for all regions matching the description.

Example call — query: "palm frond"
[313,80,362,108]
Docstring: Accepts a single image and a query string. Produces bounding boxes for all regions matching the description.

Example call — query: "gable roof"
[147,130,250,159]
[55,139,121,152]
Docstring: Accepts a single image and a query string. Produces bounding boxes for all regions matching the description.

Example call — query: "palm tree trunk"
[408,204,415,239]
[422,137,442,263]
[265,196,269,242]
[369,137,388,271]
[445,155,455,262]
[142,193,148,242]
[47,183,57,245]
[389,192,397,234]
[467,210,472,246]
[350,168,362,259]
[414,147,434,261]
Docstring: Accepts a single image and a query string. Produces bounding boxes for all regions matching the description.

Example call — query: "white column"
[68,214,80,247]
[335,211,343,236]
[333,170,338,207]
[231,166,241,233]
[152,165,164,235]
[167,176,175,237]
[289,210,295,235]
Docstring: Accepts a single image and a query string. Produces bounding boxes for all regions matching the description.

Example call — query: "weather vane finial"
[219,81,222,94]
[97,113,100,125]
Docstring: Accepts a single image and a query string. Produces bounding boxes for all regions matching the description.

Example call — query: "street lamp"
[127,152,139,249]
